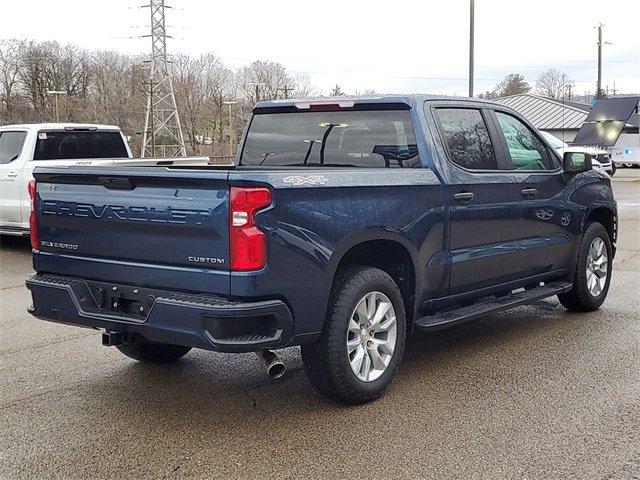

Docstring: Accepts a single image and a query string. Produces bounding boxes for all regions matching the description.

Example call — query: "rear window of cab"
[240,109,420,168]
[34,131,128,160]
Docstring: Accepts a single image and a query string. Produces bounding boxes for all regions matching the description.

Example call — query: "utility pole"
[277,84,294,99]
[222,100,236,157]
[595,23,611,99]
[46,90,66,122]
[596,23,603,98]
[141,0,186,157]
[468,0,475,98]
[247,82,265,103]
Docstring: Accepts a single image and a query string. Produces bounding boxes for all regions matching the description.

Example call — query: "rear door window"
[240,109,420,168]
[34,131,128,160]
[0,131,27,164]
[434,108,498,170]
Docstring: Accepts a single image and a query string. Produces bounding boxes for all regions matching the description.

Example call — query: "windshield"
[34,131,128,160]
[240,109,420,168]
[541,131,567,149]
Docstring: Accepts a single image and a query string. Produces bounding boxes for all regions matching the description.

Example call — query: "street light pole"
[468,0,475,98]
[46,90,66,122]
[223,100,237,157]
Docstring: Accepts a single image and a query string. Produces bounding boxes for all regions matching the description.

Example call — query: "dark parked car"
[26,95,617,404]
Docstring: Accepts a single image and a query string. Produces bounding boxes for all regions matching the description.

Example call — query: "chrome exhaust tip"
[256,349,286,379]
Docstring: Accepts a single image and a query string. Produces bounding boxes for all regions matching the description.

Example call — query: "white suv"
[541,131,615,176]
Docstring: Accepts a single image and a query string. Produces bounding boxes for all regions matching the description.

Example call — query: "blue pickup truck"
[26,95,617,404]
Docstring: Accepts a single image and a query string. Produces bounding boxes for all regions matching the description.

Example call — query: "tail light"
[28,179,39,250]
[230,187,271,271]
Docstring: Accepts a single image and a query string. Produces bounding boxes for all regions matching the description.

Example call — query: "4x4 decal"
[283,175,329,186]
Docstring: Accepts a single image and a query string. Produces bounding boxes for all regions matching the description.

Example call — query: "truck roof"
[0,122,121,131]
[255,94,503,111]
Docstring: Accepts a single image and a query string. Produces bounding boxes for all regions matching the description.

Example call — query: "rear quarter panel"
[229,168,445,339]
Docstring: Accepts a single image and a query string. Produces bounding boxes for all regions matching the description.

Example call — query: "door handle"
[453,191,475,203]
[6,171,18,178]
[521,188,537,197]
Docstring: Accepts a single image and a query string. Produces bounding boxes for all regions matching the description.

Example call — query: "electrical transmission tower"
[141,0,186,157]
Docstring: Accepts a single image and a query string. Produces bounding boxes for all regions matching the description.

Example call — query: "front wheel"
[610,162,617,176]
[301,266,407,404]
[558,222,612,311]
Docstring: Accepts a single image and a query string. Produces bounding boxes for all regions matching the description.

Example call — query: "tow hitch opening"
[102,331,137,347]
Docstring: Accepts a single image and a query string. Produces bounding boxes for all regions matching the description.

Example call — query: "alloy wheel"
[346,291,397,382]
[586,237,608,297]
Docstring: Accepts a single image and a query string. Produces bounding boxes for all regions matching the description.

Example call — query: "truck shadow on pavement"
[84,298,593,421]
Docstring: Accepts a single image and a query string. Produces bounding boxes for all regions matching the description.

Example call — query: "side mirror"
[563,152,592,174]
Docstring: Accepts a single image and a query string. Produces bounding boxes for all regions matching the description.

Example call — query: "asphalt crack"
[243,388,258,409]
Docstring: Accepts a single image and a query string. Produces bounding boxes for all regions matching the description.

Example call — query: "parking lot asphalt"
[1,169,639,479]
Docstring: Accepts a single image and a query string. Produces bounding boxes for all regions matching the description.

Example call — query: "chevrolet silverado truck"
[0,123,211,237]
[25,96,617,404]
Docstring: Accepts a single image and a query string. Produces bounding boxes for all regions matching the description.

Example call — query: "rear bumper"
[0,224,29,236]
[26,274,294,353]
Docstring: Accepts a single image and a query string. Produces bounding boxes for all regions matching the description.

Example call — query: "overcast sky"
[2,0,638,97]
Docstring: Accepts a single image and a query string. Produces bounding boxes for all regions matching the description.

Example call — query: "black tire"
[610,162,617,176]
[117,340,191,364]
[558,222,612,311]
[301,266,407,404]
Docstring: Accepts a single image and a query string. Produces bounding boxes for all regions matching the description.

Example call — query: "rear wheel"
[301,266,406,404]
[558,222,612,311]
[117,340,191,364]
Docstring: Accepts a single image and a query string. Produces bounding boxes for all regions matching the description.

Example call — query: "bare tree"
[0,39,320,155]
[240,60,292,103]
[535,69,575,100]
[19,41,49,115]
[0,39,25,120]
[90,50,146,138]
[173,53,233,151]
[293,74,320,98]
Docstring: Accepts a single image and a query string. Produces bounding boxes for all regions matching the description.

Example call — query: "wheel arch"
[328,235,419,328]
[585,206,617,255]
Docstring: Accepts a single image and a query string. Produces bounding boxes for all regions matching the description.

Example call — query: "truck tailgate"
[33,167,231,295]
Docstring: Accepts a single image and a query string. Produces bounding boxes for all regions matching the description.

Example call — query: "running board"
[414,281,573,332]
